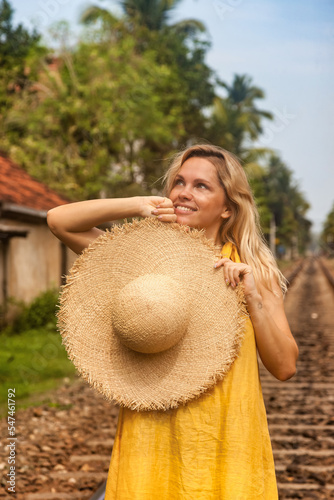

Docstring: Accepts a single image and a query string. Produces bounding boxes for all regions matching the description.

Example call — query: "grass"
[0,325,76,416]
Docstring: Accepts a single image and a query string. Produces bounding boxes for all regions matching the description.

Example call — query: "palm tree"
[221,74,273,141]
[79,6,119,29]
[209,74,273,160]
[121,0,181,31]
[263,154,311,255]
[80,0,205,37]
[321,202,334,252]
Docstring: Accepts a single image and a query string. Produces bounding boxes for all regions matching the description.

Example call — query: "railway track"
[0,257,333,499]
[260,257,334,499]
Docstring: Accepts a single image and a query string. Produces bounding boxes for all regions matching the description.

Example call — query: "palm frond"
[80,6,119,26]
[171,19,206,36]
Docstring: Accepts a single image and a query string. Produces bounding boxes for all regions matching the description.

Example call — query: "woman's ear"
[221,206,232,220]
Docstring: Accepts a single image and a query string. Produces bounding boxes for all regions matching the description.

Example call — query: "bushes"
[0,289,77,411]
[7,289,59,334]
[0,325,76,411]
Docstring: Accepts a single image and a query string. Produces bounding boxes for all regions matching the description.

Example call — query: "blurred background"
[0,0,333,409]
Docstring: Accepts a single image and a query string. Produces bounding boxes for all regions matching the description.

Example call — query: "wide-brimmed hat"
[58,218,246,411]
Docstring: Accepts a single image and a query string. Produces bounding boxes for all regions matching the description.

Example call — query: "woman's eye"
[197,183,208,189]
[175,179,184,186]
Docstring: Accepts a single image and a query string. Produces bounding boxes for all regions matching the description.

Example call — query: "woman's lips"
[174,205,197,214]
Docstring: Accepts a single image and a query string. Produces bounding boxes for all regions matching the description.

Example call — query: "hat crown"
[112,274,189,354]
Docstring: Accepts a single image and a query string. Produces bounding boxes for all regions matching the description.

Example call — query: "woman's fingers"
[151,208,177,222]
[214,258,257,297]
[156,213,177,222]
[151,198,176,223]
[214,258,251,288]
[156,197,174,209]
[151,207,175,215]
[225,267,238,288]
[214,258,235,287]
[214,258,229,268]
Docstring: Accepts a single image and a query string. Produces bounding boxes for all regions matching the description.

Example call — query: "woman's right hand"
[139,196,177,223]
[47,196,177,254]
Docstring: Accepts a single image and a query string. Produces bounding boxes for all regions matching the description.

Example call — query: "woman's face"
[169,157,231,244]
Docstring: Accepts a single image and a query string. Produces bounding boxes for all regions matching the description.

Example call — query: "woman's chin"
[176,216,196,229]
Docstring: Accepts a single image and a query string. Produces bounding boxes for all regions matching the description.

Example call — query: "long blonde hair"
[163,144,287,293]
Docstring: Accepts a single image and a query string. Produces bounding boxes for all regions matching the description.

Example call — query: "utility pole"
[270,214,276,258]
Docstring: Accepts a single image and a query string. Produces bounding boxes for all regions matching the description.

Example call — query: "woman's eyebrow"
[175,174,212,185]
[194,178,212,185]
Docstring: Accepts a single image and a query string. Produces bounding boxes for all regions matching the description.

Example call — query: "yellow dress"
[104,243,278,499]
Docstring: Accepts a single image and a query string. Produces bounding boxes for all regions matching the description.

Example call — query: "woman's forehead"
[178,157,219,181]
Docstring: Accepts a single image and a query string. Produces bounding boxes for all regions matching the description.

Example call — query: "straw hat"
[58,218,246,411]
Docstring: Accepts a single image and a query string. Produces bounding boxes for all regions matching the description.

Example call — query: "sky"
[11,0,334,233]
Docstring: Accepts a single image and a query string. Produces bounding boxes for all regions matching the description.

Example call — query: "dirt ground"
[0,379,118,499]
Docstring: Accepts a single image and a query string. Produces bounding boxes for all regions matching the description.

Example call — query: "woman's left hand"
[214,258,257,297]
[216,258,299,381]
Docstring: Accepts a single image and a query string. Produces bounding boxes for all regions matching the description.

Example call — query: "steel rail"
[318,257,334,289]
[88,480,106,500]
[284,259,305,288]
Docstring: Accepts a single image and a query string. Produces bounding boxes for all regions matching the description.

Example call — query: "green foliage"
[0,0,46,160]
[2,21,195,199]
[119,0,183,31]
[262,154,311,254]
[245,162,272,232]
[0,327,76,412]
[321,202,334,251]
[0,0,40,68]
[8,289,59,334]
[81,0,214,140]
[0,0,311,255]
[208,74,273,159]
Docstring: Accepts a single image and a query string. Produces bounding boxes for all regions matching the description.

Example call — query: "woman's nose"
[179,185,193,200]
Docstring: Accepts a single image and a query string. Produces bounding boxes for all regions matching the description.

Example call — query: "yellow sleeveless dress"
[104,243,278,499]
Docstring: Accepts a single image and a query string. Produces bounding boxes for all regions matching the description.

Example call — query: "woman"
[48,144,298,499]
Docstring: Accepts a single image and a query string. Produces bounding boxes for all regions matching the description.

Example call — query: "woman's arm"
[244,281,298,381]
[47,196,176,254]
[214,258,298,381]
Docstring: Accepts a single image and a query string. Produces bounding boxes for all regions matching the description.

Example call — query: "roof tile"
[0,155,68,211]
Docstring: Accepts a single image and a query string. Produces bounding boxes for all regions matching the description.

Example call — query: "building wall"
[0,242,5,306]
[0,218,77,306]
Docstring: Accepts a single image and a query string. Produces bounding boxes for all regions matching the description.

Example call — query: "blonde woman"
[48,144,298,499]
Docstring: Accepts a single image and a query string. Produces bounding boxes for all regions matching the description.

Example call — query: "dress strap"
[221,241,241,264]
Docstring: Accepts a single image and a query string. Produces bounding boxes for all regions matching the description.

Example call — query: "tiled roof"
[0,155,68,211]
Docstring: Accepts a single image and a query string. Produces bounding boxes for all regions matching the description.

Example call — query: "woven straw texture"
[58,218,246,411]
